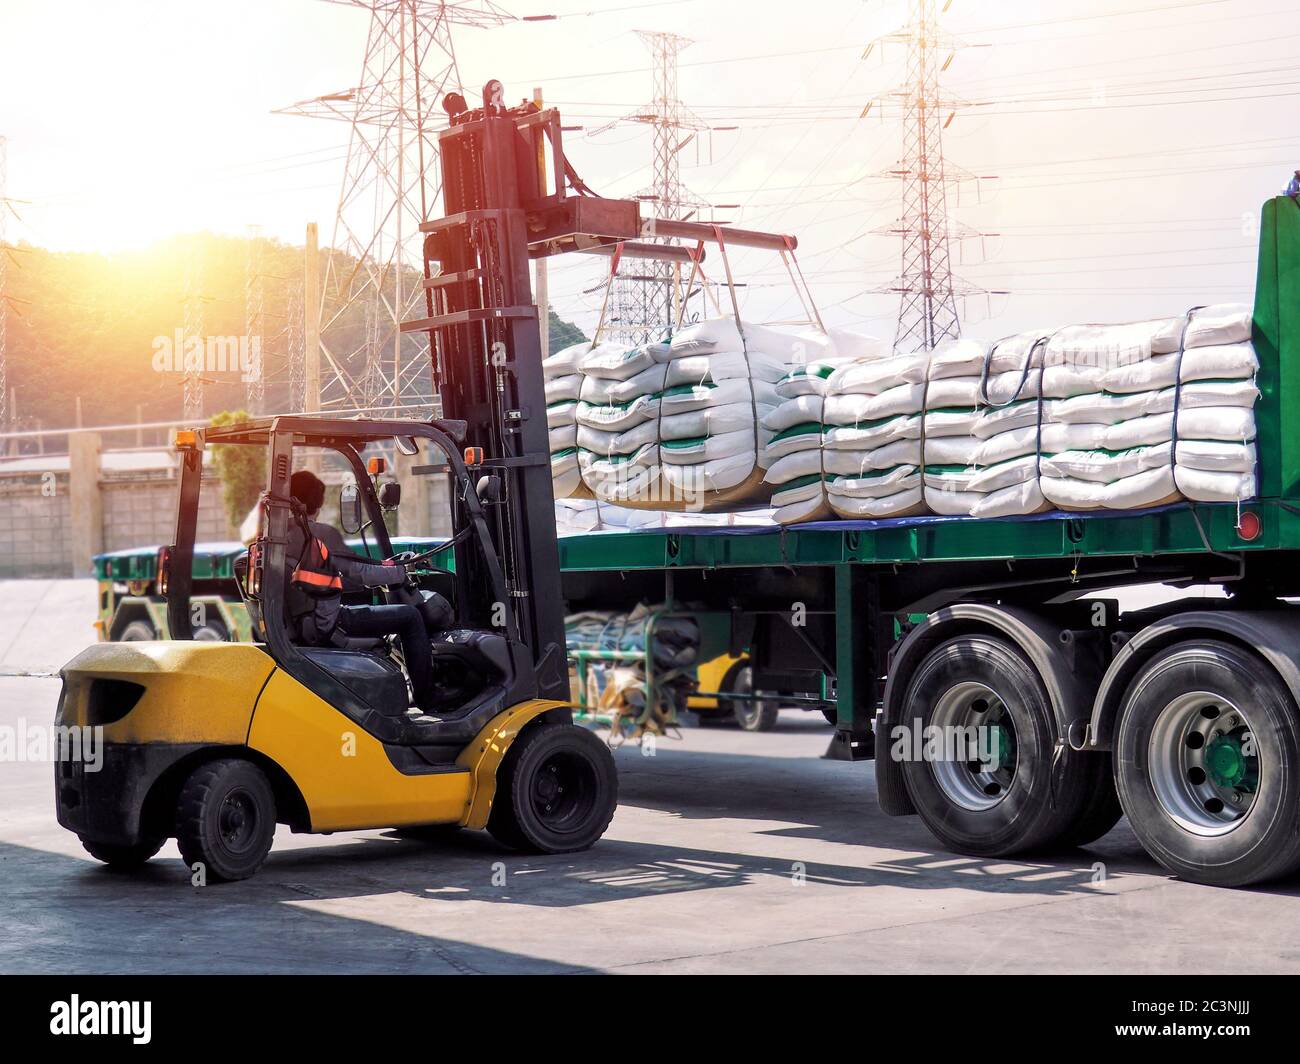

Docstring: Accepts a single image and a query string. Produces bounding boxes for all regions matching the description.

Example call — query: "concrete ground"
[1,580,1297,974]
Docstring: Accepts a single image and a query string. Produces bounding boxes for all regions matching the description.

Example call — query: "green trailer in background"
[94,194,1300,887]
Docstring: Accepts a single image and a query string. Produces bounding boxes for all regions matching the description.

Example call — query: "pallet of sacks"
[572,317,833,512]
[761,329,893,522]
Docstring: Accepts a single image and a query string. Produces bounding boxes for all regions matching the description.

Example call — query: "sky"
[1,0,1296,343]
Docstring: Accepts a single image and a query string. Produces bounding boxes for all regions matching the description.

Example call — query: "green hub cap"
[1204,728,1256,792]
[991,723,1016,772]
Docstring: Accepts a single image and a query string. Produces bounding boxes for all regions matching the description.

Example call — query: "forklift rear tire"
[81,836,164,870]
[487,724,617,854]
[175,758,277,882]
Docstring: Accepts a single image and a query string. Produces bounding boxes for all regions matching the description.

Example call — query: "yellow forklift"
[55,82,802,881]
[54,86,639,881]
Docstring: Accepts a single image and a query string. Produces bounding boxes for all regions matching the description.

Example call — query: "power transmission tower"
[276,0,512,416]
[597,31,712,344]
[182,244,205,422]
[867,0,998,350]
[244,224,265,414]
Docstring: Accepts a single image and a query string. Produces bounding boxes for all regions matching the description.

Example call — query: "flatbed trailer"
[91,193,1300,885]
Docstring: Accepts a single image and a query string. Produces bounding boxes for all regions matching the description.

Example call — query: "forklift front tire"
[81,836,164,871]
[175,758,277,882]
[487,723,617,854]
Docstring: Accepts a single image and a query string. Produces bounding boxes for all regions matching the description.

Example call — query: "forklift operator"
[287,470,434,711]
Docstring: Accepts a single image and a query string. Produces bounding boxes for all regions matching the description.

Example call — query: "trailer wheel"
[175,758,277,882]
[119,620,155,641]
[898,635,1091,856]
[726,663,780,732]
[80,836,164,870]
[1114,640,1300,887]
[487,724,617,854]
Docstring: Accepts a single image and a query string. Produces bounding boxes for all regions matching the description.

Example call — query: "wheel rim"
[929,681,1019,812]
[529,751,598,834]
[217,788,261,854]
[734,666,772,727]
[1148,691,1259,837]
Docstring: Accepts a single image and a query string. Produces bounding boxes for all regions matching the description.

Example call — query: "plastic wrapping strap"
[1169,305,1205,475]
[1028,335,1054,484]
[979,333,1038,409]
[919,349,932,504]
[590,241,626,348]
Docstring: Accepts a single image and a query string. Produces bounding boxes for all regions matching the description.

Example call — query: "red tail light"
[1237,510,1261,542]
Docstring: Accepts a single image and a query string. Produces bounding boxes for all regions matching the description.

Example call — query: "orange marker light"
[173,429,198,449]
[464,446,484,467]
[367,457,387,476]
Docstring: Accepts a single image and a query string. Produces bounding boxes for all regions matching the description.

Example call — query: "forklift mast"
[402,85,808,702]
[406,97,575,700]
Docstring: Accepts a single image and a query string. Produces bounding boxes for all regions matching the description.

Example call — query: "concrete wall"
[0,474,73,578]
[101,476,230,554]
[0,435,453,579]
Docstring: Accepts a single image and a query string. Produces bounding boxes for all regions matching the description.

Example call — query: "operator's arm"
[312,523,406,588]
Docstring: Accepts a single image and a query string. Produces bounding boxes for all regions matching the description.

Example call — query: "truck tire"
[898,635,1092,857]
[727,663,780,732]
[1114,640,1300,887]
[175,758,277,882]
[81,836,164,870]
[487,723,617,854]
[119,620,155,641]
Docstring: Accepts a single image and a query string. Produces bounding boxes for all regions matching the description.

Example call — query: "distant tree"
[547,308,587,351]
[208,410,265,532]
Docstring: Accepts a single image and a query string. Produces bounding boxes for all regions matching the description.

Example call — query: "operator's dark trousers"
[339,604,432,710]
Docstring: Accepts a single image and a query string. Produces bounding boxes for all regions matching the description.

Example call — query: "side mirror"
[476,474,503,503]
[340,482,363,534]
[378,481,402,509]
[395,436,420,456]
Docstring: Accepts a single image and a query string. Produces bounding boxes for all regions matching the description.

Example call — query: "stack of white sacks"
[571,317,830,511]
[761,331,892,522]
[544,342,586,499]
[757,303,1258,525]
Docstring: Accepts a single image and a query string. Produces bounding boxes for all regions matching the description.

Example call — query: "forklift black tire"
[81,836,164,870]
[175,758,277,882]
[899,635,1093,857]
[119,620,155,641]
[487,724,617,854]
[1114,640,1300,887]
[725,663,780,732]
